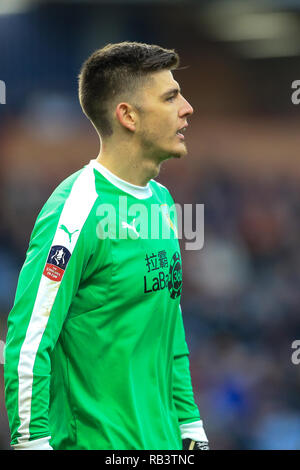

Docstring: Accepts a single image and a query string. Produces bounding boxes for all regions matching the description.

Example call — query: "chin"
[172,152,183,159]
[157,143,187,161]
[172,145,188,159]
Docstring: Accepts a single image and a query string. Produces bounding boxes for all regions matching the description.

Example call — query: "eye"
[166,95,175,102]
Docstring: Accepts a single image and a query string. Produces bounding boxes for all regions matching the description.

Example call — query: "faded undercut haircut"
[78,41,179,137]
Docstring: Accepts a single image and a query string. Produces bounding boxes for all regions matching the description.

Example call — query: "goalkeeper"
[4,41,209,450]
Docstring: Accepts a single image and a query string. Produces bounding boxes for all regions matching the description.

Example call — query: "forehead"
[143,70,179,96]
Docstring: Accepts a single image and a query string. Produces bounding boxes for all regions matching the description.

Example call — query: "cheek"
[139,111,176,141]
[142,121,165,140]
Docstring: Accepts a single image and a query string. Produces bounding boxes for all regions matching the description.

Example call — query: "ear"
[115,102,137,132]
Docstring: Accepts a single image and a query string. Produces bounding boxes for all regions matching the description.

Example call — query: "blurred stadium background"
[1,0,300,450]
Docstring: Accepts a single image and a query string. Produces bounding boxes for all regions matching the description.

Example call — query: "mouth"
[176,126,188,141]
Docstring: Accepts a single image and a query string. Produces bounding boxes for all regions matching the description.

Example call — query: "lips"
[176,132,185,140]
[176,126,188,140]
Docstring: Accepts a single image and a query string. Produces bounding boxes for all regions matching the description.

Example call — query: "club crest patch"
[168,251,182,299]
[43,245,71,281]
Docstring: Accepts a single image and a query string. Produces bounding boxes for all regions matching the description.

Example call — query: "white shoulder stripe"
[54,165,98,252]
[17,165,98,444]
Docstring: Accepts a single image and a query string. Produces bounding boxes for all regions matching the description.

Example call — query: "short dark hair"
[78,41,179,137]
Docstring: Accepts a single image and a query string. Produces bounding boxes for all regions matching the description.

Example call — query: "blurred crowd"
[180,171,300,449]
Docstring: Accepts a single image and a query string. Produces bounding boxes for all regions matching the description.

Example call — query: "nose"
[179,95,194,117]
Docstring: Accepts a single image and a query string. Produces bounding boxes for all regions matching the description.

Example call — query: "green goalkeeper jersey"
[4,159,200,450]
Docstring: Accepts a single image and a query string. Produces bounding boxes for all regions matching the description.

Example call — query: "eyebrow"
[160,87,181,99]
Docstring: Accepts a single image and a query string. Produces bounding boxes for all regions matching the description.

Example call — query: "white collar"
[89,159,153,200]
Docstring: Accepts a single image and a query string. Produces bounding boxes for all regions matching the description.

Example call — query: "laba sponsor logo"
[144,251,182,299]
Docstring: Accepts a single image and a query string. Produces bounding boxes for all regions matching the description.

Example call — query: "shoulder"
[149,179,175,205]
[32,164,100,242]
[50,164,98,207]
[150,179,168,191]
[41,164,98,215]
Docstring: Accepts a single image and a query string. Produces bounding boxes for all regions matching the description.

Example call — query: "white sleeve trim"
[180,420,208,442]
[12,436,53,450]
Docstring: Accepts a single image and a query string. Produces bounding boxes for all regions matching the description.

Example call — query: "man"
[4,42,209,450]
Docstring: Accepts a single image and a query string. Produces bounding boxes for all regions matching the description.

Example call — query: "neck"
[96,138,162,187]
